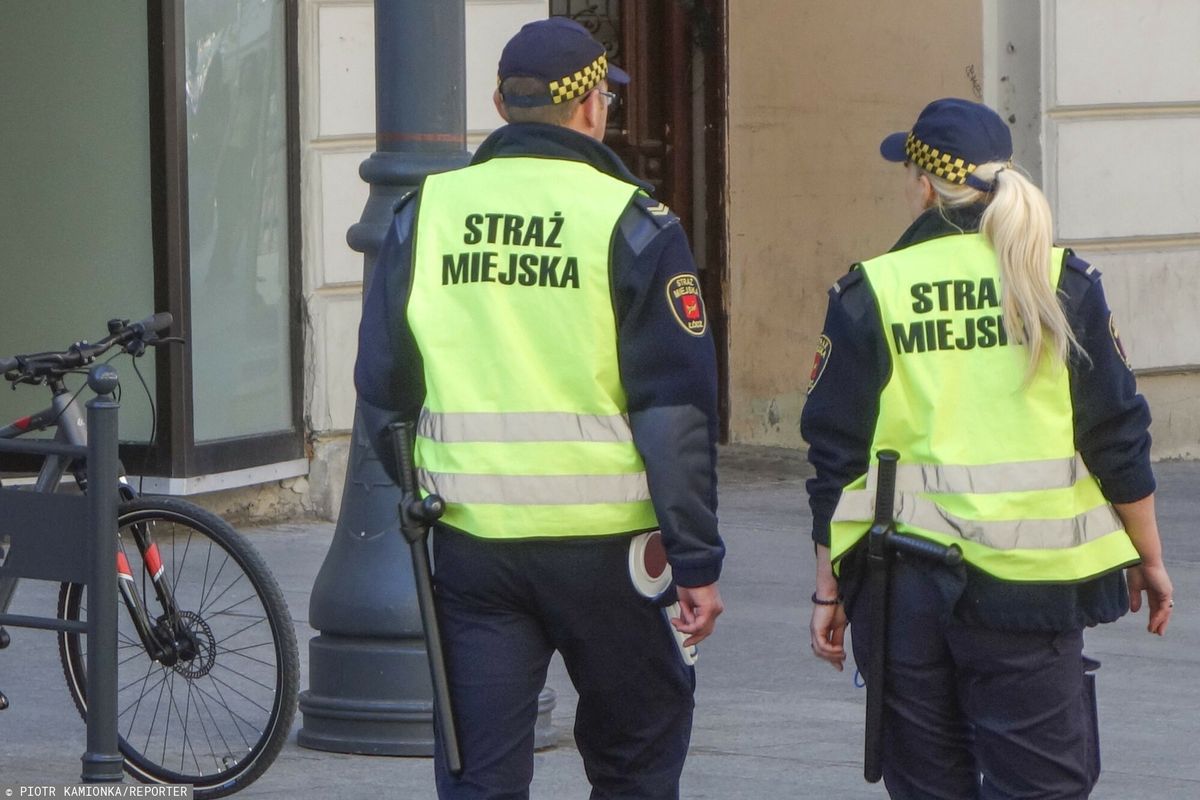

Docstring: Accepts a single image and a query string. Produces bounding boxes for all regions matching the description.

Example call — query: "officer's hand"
[811,544,848,670]
[672,583,724,647]
[1127,563,1174,636]
[810,602,849,671]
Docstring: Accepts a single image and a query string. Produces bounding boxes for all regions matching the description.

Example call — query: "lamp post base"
[299,634,558,754]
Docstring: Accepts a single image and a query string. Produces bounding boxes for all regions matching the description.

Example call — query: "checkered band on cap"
[904,132,978,185]
[549,53,607,104]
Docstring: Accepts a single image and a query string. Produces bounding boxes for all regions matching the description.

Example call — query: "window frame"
[129,0,304,479]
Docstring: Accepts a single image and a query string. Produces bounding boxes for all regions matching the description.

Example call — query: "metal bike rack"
[0,383,122,783]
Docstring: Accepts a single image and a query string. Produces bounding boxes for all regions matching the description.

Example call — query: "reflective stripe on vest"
[830,235,1139,583]
[885,454,1091,495]
[832,483,1123,551]
[417,408,635,443]
[419,469,650,506]
[407,156,657,539]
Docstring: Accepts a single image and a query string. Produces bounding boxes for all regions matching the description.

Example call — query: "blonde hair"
[917,162,1083,381]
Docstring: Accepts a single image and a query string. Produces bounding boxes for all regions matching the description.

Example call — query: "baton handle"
[388,422,462,776]
[872,449,899,527]
[392,420,420,498]
[390,422,446,544]
[888,531,964,567]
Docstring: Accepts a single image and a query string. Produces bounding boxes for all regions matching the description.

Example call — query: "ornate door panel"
[551,1,690,229]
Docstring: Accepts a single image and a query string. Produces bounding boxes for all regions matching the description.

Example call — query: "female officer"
[802,98,1174,799]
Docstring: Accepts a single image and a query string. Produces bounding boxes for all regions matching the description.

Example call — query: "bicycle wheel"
[57,497,299,798]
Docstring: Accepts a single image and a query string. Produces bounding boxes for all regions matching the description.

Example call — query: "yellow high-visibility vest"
[830,233,1139,582]
[407,155,658,538]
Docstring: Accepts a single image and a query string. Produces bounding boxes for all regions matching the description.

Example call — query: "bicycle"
[0,314,300,798]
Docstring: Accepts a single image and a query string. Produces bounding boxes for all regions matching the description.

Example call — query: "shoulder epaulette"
[632,193,679,230]
[1063,249,1101,282]
[391,190,417,215]
[831,266,865,295]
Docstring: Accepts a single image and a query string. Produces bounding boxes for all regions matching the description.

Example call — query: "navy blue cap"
[880,98,1012,191]
[498,17,629,108]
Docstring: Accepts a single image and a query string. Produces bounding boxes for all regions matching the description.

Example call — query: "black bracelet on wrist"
[811,591,840,606]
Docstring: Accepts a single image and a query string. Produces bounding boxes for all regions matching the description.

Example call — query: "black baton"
[862,450,898,784]
[389,421,463,777]
[863,449,963,784]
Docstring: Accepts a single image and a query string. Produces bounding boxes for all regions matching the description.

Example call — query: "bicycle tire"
[57,497,299,798]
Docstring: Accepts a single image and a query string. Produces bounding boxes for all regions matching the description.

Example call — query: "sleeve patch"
[666,273,707,336]
[807,334,832,394]
[1109,313,1132,371]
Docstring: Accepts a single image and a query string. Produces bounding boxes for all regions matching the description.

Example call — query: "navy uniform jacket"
[802,204,1154,630]
[354,122,724,588]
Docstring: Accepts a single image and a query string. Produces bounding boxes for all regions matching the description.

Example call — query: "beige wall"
[726,2,982,447]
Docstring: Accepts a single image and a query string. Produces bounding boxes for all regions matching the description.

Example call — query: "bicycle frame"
[0,377,188,665]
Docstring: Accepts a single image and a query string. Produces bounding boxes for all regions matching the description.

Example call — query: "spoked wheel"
[57,497,299,798]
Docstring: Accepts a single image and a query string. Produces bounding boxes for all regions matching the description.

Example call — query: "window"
[184,0,295,443]
[0,1,303,485]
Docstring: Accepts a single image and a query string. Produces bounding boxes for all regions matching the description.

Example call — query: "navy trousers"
[849,556,1096,800]
[431,528,695,800]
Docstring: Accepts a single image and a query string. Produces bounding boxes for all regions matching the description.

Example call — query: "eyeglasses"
[596,90,620,110]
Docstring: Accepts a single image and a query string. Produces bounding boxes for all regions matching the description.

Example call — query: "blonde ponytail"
[920,162,1082,382]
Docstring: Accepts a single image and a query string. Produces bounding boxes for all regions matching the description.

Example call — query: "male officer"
[354,17,725,800]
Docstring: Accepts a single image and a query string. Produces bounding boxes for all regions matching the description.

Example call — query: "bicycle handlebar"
[129,312,174,339]
[1,312,175,380]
